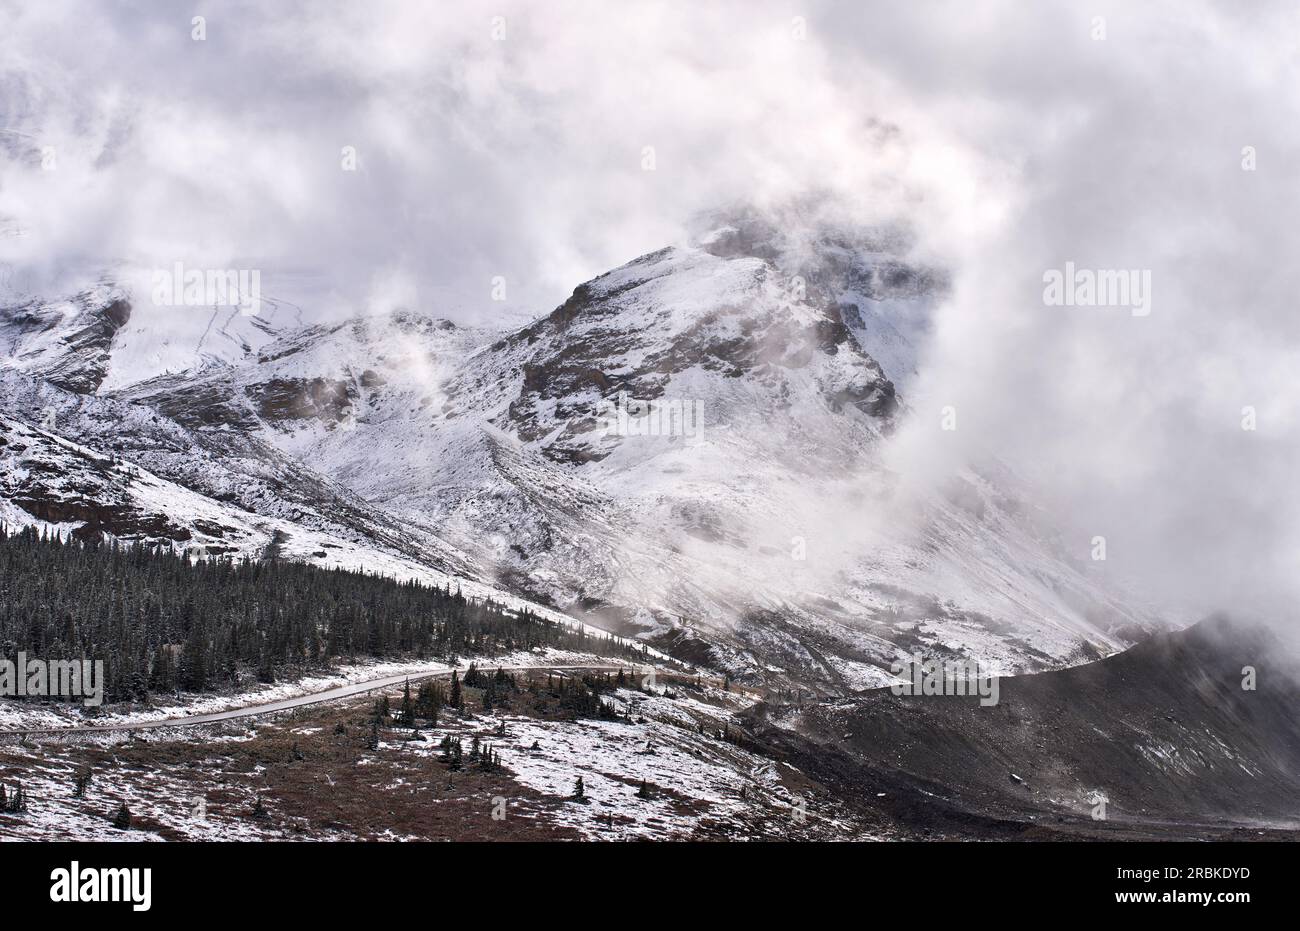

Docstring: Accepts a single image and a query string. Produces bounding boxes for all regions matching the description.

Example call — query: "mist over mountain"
[6,2,1297,641]
[0,1,1297,859]
[0,208,1164,690]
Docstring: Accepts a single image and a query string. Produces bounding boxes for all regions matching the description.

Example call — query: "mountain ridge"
[0,224,1167,690]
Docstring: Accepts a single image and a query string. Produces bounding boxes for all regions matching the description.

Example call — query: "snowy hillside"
[99,298,287,393]
[0,215,1164,692]
[0,284,131,393]
[0,283,295,395]
[22,213,1165,691]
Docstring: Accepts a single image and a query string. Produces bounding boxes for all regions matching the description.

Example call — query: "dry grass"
[1,692,591,841]
[0,669,812,841]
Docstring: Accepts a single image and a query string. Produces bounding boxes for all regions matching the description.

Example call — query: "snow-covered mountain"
[0,284,131,393]
[97,297,288,393]
[0,215,1165,690]
[0,403,618,643]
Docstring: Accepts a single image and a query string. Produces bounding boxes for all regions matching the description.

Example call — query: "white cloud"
[2,0,1297,622]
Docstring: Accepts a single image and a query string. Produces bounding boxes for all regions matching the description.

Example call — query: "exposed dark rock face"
[133,373,263,431]
[247,377,356,425]
[13,496,192,542]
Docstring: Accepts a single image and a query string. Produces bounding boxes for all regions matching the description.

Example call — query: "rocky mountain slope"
[0,215,1167,691]
[0,284,131,393]
[0,283,293,394]
[747,615,1300,837]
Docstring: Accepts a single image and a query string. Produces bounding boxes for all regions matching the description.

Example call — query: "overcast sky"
[2,0,1298,624]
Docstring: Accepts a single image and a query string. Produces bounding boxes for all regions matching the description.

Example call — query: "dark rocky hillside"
[747,616,1300,838]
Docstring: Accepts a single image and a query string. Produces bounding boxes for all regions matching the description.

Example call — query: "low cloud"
[2,1,1297,626]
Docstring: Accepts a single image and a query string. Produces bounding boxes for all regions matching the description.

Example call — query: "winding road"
[0,662,659,737]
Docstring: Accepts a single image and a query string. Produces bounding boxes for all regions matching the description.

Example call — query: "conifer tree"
[400,678,414,726]
[0,525,647,702]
